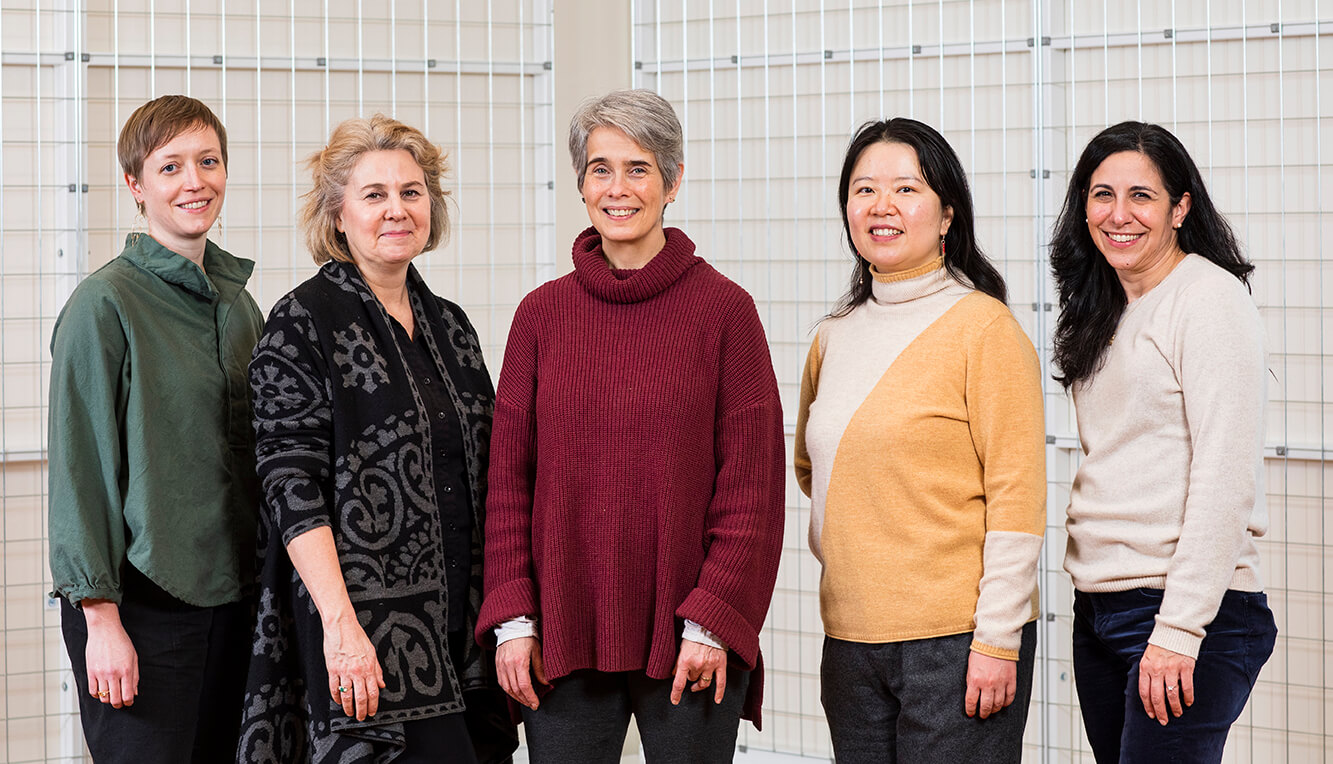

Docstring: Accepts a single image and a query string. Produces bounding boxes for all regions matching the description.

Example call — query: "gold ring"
[700,677,711,685]
[97,691,109,698]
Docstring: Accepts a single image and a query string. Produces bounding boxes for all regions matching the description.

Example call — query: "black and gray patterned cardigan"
[236,260,515,763]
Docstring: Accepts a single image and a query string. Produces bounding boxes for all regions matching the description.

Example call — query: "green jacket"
[48,233,263,607]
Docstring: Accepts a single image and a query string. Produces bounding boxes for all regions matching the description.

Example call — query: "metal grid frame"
[0,1,555,761]
[633,1,1331,761]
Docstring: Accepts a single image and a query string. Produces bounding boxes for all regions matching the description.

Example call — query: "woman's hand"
[82,600,139,709]
[495,637,548,710]
[965,651,1017,719]
[285,527,385,721]
[1138,644,1196,724]
[671,640,728,705]
[323,614,385,721]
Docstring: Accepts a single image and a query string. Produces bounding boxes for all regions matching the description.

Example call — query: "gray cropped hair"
[568,89,683,192]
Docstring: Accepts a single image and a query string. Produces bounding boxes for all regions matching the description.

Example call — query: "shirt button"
[437,412,446,420]
[423,377,432,384]
[443,485,453,494]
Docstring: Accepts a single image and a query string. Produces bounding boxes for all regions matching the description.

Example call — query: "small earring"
[940,236,946,259]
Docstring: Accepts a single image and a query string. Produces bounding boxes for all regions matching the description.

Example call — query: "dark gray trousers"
[520,668,750,764]
[821,621,1037,764]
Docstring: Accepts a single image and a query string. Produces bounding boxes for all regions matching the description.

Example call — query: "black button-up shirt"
[395,320,473,633]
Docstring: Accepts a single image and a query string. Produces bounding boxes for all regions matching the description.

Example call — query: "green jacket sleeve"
[48,279,130,605]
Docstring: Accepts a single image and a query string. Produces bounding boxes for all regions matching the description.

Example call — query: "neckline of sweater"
[572,225,702,304]
[869,256,956,305]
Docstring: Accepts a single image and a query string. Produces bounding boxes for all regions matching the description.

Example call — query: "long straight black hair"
[830,118,1007,317]
[1050,121,1253,388]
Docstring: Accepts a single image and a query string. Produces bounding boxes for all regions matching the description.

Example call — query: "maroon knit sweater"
[478,226,785,727]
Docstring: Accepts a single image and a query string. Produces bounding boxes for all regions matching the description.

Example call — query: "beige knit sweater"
[1064,254,1268,659]
[795,257,1046,660]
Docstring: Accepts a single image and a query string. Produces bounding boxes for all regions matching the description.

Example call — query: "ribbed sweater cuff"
[677,588,759,668]
[477,578,538,646]
[969,639,1020,661]
[1148,623,1204,659]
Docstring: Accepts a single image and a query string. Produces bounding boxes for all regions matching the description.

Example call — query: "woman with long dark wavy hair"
[794,118,1046,763]
[1053,121,1276,763]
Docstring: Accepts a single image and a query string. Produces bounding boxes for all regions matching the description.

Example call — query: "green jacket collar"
[120,233,255,300]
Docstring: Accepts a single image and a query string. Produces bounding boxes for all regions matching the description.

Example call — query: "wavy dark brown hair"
[1050,121,1253,387]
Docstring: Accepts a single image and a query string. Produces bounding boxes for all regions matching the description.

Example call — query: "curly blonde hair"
[300,114,450,265]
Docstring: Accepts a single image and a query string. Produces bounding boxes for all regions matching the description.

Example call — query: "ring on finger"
[97,691,109,699]
[699,676,711,686]
[337,685,349,694]
[1166,685,1177,692]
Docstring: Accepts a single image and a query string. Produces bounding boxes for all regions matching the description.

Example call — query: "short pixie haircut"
[117,95,228,214]
[568,89,683,192]
[299,114,450,265]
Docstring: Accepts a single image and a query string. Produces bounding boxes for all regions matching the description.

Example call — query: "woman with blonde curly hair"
[237,115,515,763]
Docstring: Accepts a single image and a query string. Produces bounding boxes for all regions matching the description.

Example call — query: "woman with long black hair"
[1054,121,1276,764]
[794,118,1046,763]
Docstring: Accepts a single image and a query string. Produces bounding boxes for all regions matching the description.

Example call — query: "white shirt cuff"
[495,615,538,646]
[683,619,728,651]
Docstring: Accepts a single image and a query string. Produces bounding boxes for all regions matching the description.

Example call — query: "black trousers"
[61,578,252,764]
[521,668,750,764]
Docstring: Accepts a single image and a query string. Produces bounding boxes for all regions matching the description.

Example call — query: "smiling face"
[336,149,431,277]
[580,126,683,267]
[1085,150,1192,291]
[125,125,226,255]
[845,141,953,275]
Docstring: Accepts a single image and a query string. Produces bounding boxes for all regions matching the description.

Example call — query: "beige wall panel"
[0,9,56,53]
[2,407,43,453]
[2,98,60,144]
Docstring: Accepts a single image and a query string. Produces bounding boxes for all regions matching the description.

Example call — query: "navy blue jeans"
[1072,588,1276,764]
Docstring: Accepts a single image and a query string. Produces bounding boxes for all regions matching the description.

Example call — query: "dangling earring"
[940,236,946,260]
[129,207,146,244]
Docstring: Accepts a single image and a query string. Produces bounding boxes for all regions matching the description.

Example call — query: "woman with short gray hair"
[479,89,786,763]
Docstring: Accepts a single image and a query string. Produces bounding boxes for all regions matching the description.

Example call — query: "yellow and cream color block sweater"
[794,257,1046,660]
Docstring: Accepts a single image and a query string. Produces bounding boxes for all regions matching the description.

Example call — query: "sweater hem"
[1071,569,1263,595]
[825,622,976,645]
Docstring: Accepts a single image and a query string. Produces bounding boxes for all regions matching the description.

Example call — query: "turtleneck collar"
[572,225,701,304]
[869,256,952,305]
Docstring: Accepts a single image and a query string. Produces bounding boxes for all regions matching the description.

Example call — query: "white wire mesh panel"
[634,1,1332,761]
[0,1,554,761]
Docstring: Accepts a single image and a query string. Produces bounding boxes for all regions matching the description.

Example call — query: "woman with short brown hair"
[49,94,261,763]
